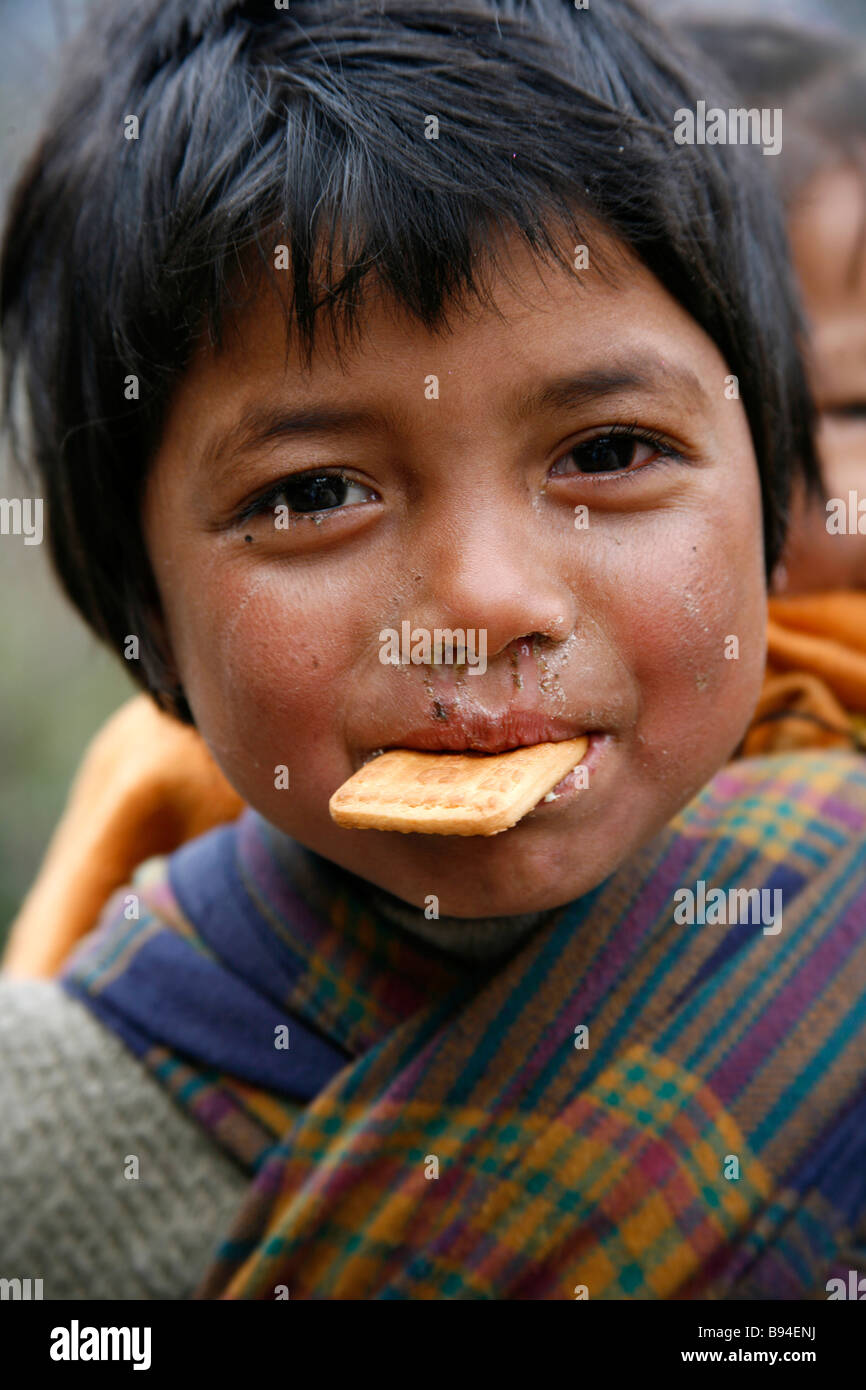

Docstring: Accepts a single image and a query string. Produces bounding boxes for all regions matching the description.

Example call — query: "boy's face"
[143,229,766,917]
[781,163,866,594]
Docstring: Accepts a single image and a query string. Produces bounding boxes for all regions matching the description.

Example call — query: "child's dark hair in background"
[682,13,866,595]
[681,16,866,200]
[1,0,818,724]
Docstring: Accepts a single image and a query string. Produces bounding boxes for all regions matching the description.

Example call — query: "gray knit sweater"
[0,978,248,1299]
[0,889,553,1299]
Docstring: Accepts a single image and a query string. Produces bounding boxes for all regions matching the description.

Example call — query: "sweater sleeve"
[0,977,250,1299]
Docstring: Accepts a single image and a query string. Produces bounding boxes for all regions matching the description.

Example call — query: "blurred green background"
[0,0,134,945]
[0,537,135,938]
[1,0,865,950]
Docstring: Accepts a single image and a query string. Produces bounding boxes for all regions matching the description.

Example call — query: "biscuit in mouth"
[329,738,589,836]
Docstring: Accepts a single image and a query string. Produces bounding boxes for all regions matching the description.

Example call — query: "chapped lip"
[358,710,596,767]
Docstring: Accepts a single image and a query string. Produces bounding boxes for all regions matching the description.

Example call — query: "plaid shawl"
[60,750,866,1300]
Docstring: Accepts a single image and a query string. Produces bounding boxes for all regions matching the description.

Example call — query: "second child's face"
[782,163,866,594]
[143,228,766,917]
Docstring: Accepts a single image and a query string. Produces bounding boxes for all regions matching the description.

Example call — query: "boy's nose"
[406,502,578,659]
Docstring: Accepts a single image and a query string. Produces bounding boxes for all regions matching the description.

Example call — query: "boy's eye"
[237,430,674,528]
[241,470,378,521]
[551,431,672,477]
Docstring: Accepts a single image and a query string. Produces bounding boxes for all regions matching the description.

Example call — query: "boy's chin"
[305,768,676,920]
[401,882,590,920]
[365,834,622,921]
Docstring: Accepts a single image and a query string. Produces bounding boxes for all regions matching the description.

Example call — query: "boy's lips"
[356,711,599,769]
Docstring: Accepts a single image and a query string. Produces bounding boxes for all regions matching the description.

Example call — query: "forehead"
[172,227,725,427]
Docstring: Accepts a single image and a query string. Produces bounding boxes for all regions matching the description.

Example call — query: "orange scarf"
[2,698,243,977]
[742,591,866,755]
[4,590,865,979]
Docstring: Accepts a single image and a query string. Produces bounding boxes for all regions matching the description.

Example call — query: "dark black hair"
[679,14,866,202]
[1,0,819,723]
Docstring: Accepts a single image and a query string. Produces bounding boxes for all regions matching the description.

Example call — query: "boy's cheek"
[165,566,363,792]
[612,519,766,773]
[187,665,352,829]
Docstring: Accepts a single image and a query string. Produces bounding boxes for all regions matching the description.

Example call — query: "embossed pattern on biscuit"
[329,738,588,835]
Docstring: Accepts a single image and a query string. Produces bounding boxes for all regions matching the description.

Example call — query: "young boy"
[1,0,864,1301]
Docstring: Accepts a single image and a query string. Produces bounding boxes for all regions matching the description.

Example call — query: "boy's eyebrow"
[200,403,385,478]
[201,356,709,475]
[512,359,709,420]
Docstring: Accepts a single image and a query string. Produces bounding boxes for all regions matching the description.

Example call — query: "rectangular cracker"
[329,737,588,836]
